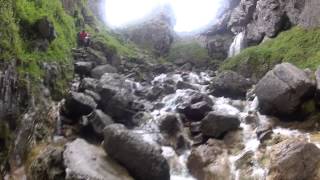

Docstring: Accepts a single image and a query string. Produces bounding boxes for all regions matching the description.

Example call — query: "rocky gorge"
[1,0,320,180]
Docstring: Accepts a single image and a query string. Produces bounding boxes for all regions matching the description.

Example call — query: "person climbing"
[78,30,90,47]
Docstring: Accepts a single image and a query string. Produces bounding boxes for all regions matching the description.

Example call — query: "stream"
[124,71,320,180]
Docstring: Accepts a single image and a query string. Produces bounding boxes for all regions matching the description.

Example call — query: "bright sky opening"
[104,0,225,32]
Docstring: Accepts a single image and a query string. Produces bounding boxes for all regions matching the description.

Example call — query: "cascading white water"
[134,71,320,180]
[228,32,246,57]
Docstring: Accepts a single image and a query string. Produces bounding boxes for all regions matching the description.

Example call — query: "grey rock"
[64,138,133,180]
[255,63,315,115]
[103,124,170,180]
[74,61,94,77]
[85,110,114,135]
[187,139,231,180]
[201,111,240,138]
[209,71,253,99]
[62,92,97,119]
[268,139,320,180]
[91,65,118,79]
[159,113,183,136]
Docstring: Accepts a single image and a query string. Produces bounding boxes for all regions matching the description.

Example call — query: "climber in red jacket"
[78,30,90,47]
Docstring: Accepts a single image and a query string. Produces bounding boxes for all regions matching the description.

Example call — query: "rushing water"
[139,71,320,180]
[228,31,246,57]
[50,70,320,180]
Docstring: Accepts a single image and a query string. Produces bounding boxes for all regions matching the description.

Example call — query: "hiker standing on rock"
[78,30,90,47]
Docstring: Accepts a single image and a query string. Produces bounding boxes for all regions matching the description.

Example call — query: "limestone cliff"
[204,0,320,60]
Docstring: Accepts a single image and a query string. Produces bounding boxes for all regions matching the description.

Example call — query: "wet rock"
[268,139,320,180]
[190,121,202,135]
[79,78,99,92]
[64,138,133,180]
[315,67,320,103]
[176,91,213,121]
[255,63,315,116]
[209,71,253,99]
[201,111,240,138]
[131,111,152,126]
[256,124,273,142]
[84,90,101,103]
[103,124,170,180]
[146,86,163,101]
[91,64,118,79]
[27,145,65,180]
[62,92,97,120]
[159,113,182,136]
[74,61,94,77]
[192,134,205,146]
[102,93,144,127]
[235,151,254,169]
[176,81,196,90]
[83,109,114,135]
[187,139,231,180]
[158,113,190,153]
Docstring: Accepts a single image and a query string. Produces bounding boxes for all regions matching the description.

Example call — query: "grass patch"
[221,27,320,78]
[167,41,210,65]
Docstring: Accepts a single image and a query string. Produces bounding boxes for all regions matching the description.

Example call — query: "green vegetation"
[0,0,22,60]
[167,41,210,65]
[221,27,320,78]
[0,0,138,98]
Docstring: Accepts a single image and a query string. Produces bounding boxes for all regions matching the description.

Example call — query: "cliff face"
[121,5,175,57]
[204,0,320,60]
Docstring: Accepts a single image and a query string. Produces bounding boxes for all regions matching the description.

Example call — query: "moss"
[0,0,22,59]
[167,41,210,64]
[301,100,317,115]
[221,27,320,78]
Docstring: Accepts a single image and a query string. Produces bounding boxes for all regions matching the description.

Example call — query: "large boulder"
[74,61,94,77]
[268,139,320,180]
[177,100,213,122]
[96,74,145,126]
[64,138,134,180]
[201,111,240,138]
[103,124,170,180]
[209,71,253,99]
[187,139,231,180]
[159,113,182,136]
[62,92,97,120]
[91,64,118,79]
[176,90,214,121]
[255,63,315,115]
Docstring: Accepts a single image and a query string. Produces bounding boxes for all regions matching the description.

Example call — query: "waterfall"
[228,32,246,57]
